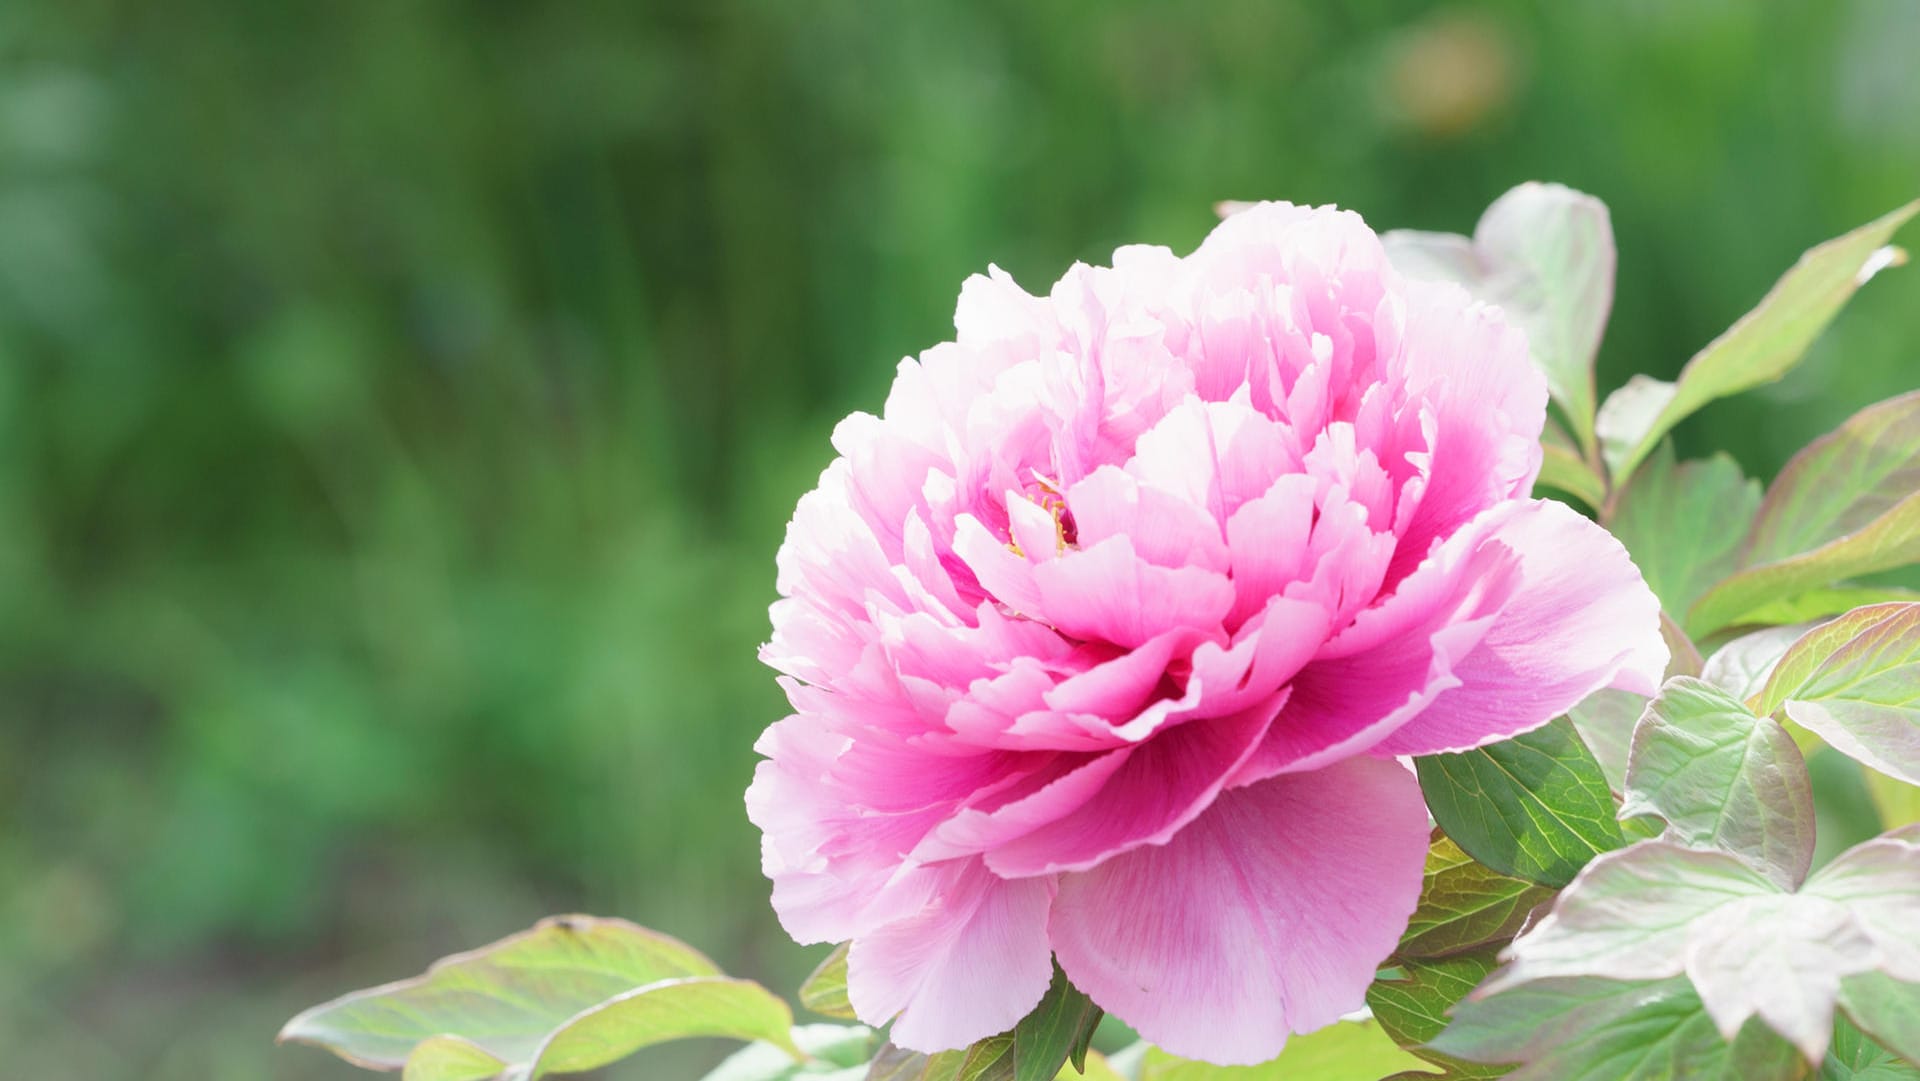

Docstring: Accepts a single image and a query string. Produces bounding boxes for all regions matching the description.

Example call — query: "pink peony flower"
[747,203,1665,1064]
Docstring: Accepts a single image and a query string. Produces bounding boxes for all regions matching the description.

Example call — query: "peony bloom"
[747,203,1665,1064]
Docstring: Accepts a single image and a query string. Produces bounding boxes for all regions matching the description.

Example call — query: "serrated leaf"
[1485,835,1920,1063]
[1837,972,1920,1065]
[703,1025,877,1081]
[1416,718,1624,888]
[1367,949,1508,1078]
[1384,182,1613,458]
[1620,678,1815,888]
[1598,199,1919,484]
[1137,1018,1430,1080]
[1820,1010,1920,1081]
[1398,833,1556,960]
[801,944,856,1020]
[278,915,799,1078]
[1755,603,1920,785]
[1691,393,1920,633]
[1433,977,1807,1081]
[1608,445,1761,618]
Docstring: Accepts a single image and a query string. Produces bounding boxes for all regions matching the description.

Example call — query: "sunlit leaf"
[404,1036,507,1081]
[1608,444,1760,618]
[1397,832,1555,960]
[866,1037,1011,1081]
[1703,624,1811,704]
[1745,391,1920,567]
[1384,181,1613,458]
[1755,603,1920,785]
[1416,719,1623,887]
[703,1025,876,1081]
[278,915,800,1078]
[1619,677,1815,887]
[1691,392,1920,635]
[1597,199,1918,484]
[800,944,856,1020]
[1739,586,1920,628]
[1484,835,1920,1063]
[1137,1018,1430,1080]
[1433,977,1805,1081]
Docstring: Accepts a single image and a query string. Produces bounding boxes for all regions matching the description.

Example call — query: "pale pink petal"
[1030,536,1234,650]
[1367,499,1667,756]
[847,860,1057,1053]
[1049,757,1429,1065]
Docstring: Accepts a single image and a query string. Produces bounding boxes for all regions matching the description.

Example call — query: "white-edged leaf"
[1488,834,1920,1063]
[702,1025,876,1081]
[1755,603,1920,785]
[1599,199,1919,484]
[278,915,799,1078]
[1621,678,1815,887]
[1703,624,1811,704]
[1384,181,1613,457]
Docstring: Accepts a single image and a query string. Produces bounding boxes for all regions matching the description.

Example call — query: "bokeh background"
[3,2,1918,1077]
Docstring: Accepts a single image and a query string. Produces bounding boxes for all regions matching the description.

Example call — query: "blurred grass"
[0,2,1917,1078]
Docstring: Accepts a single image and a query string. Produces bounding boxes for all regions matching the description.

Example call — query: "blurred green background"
[2,2,1917,1077]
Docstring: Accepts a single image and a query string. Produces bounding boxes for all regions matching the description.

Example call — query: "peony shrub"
[281,184,1920,1081]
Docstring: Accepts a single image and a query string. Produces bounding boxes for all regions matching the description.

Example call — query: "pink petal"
[1049,757,1429,1065]
[847,859,1057,1052]
[984,701,1277,877]
[1367,498,1667,756]
[1031,536,1234,650]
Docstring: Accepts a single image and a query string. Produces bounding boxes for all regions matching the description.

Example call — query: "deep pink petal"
[1049,757,1429,1064]
[984,700,1278,877]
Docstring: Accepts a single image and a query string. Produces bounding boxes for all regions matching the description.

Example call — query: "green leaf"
[1703,624,1812,704]
[1382,182,1614,458]
[864,967,1102,1081]
[704,1025,877,1081]
[1597,198,1919,484]
[1744,391,1920,567]
[1738,587,1920,628]
[1619,677,1815,888]
[1690,393,1920,633]
[404,1037,508,1081]
[1837,972,1920,1065]
[1820,1010,1920,1081]
[866,1037,1012,1081]
[1137,1018,1431,1080]
[801,944,856,1020]
[1607,444,1761,619]
[1537,423,1607,511]
[1755,603,1920,785]
[1366,949,1508,1078]
[1433,977,1807,1081]
[1397,832,1556,960]
[1416,718,1625,887]
[278,915,800,1078]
